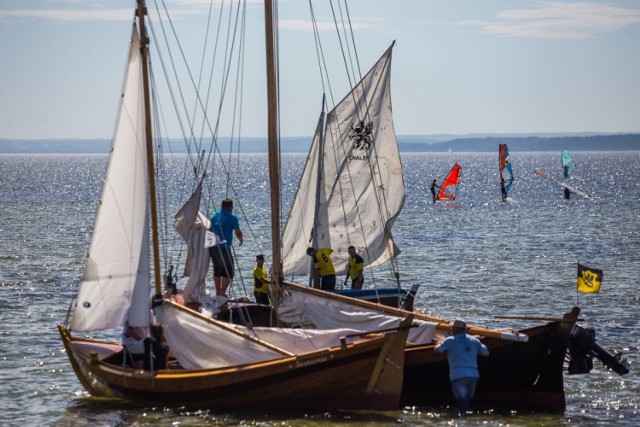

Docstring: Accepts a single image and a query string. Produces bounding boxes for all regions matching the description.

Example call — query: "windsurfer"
[430,179,440,203]
[435,319,490,412]
[564,187,572,200]
[306,247,336,290]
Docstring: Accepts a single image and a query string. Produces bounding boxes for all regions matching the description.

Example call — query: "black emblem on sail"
[349,120,374,151]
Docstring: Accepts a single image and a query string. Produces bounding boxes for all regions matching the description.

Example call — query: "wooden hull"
[279,282,579,411]
[58,318,410,411]
[402,320,571,411]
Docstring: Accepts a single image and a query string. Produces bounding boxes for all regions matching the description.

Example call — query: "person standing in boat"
[253,254,271,305]
[306,247,336,290]
[209,198,243,300]
[430,179,440,203]
[345,245,365,290]
[564,187,572,200]
[435,319,490,412]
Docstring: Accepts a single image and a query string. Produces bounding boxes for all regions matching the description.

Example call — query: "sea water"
[0,152,638,426]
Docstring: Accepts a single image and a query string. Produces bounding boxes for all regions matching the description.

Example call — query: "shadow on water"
[55,397,410,426]
[54,397,582,426]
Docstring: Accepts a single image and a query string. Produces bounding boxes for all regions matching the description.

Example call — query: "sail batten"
[71,26,150,332]
[282,43,404,277]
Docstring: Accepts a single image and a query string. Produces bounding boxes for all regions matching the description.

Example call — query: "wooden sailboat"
[58,0,411,410]
[248,7,581,410]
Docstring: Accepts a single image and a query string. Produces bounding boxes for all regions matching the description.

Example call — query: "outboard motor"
[568,324,629,375]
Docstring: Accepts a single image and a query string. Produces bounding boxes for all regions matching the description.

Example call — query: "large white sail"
[282,43,404,277]
[71,26,150,332]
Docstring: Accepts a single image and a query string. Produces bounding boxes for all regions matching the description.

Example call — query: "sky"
[0,0,639,140]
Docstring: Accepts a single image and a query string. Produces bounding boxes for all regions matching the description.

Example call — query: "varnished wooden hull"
[402,320,571,411]
[58,318,410,411]
[279,282,578,411]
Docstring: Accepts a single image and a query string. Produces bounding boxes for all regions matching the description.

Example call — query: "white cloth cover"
[154,303,283,369]
[278,287,436,345]
[155,303,372,370]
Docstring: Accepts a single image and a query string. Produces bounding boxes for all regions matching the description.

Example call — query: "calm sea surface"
[0,152,638,426]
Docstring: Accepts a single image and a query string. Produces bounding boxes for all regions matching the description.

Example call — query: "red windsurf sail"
[437,164,462,200]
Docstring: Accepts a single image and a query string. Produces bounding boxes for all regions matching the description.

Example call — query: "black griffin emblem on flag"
[349,120,374,151]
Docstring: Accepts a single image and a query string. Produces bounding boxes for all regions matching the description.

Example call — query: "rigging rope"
[306,0,402,291]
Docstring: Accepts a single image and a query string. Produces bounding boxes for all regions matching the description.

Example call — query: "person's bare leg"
[218,277,230,296]
[213,275,222,296]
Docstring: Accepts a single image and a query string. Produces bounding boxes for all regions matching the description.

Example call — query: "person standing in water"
[435,319,490,412]
[430,179,440,203]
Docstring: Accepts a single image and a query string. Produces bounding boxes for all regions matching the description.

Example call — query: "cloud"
[0,0,236,23]
[0,8,132,22]
[279,18,379,32]
[481,1,640,39]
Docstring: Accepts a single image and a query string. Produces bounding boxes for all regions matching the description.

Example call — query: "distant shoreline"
[1,133,638,154]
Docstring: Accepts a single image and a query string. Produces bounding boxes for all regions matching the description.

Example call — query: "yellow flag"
[577,263,603,293]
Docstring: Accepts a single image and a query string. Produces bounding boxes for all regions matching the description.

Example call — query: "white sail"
[71,26,150,332]
[173,182,214,307]
[282,43,405,277]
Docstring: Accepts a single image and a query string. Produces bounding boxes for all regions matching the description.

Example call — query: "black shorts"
[320,274,336,290]
[209,246,235,279]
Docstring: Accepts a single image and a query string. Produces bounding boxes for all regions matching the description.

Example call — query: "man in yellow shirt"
[306,247,336,290]
[346,245,364,290]
[253,254,270,305]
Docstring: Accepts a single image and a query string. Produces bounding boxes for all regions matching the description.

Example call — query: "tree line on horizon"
[0,133,638,154]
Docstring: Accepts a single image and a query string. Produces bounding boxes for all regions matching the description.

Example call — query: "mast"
[137,0,163,298]
[264,0,281,300]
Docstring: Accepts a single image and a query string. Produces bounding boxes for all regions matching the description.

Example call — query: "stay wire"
[151,1,260,296]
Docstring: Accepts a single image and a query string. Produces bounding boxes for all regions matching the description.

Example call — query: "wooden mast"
[137,0,163,298]
[264,0,281,305]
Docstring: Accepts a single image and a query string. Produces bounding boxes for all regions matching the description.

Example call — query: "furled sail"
[499,144,513,195]
[437,164,462,201]
[71,26,150,332]
[173,181,215,308]
[282,43,405,277]
[561,149,575,178]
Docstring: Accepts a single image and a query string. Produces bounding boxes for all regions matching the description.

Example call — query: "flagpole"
[575,261,580,306]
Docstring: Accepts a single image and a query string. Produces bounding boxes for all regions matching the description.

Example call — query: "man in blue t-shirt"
[209,198,243,299]
[435,319,490,412]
